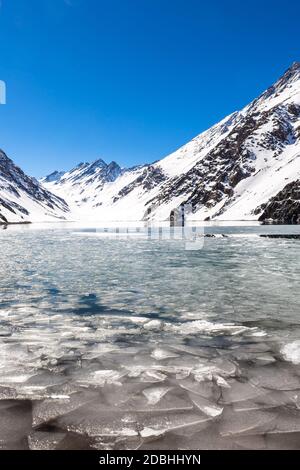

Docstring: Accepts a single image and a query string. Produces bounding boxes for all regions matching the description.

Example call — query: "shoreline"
[1,219,300,227]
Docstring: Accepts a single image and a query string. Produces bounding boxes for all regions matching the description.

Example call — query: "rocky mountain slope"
[42,62,299,222]
[0,150,69,224]
[257,180,300,224]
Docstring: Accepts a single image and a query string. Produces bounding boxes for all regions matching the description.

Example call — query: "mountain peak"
[90,158,107,168]
[107,160,121,169]
[266,62,300,97]
[76,161,89,168]
[279,61,300,84]
[38,62,300,223]
[41,170,65,183]
[289,61,300,71]
[0,149,11,164]
[245,61,300,114]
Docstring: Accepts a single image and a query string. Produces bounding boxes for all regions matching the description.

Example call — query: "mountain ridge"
[40,63,300,223]
[1,62,299,224]
[0,150,69,224]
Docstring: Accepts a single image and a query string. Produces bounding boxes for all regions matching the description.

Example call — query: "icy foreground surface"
[0,225,300,449]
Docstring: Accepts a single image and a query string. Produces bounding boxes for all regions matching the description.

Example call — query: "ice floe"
[142,386,171,405]
[281,341,300,365]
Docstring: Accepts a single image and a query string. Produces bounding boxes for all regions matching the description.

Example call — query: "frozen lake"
[0,223,300,449]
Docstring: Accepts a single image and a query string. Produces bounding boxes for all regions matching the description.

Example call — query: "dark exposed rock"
[260,234,300,239]
[113,165,167,203]
[0,212,8,223]
[257,180,300,224]
[146,112,275,214]
[287,103,300,117]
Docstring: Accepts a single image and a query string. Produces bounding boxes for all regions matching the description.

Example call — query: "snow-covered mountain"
[40,170,65,184]
[42,159,123,213]
[42,62,300,223]
[0,150,69,224]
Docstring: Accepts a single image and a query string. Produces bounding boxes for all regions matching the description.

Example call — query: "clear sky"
[0,0,299,177]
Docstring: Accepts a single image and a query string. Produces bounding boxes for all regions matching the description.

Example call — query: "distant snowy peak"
[41,63,300,222]
[40,170,65,184]
[0,150,69,224]
[41,158,125,209]
[53,158,122,186]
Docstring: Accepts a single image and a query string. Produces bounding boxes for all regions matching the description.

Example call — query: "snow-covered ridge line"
[0,150,70,224]
[40,62,300,223]
[2,63,299,224]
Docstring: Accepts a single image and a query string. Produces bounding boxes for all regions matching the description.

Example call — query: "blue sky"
[0,0,299,177]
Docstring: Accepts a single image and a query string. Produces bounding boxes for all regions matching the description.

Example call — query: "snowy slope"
[42,113,242,221]
[0,150,69,224]
[42,62,300,222]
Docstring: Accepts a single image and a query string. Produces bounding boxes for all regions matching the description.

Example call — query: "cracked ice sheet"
[119,385,193,413]
[140,411,213,439]
[0,401,32,450]
[167,320,264,337]
[220,380,265,404]
[188,392,223,417]
[28,431,66,450]
[32,389,99,427]
[219,409,278,437]
[55,406,139,438]
[142,386,171,405]
[248,365,300,391]
[75,370,126,387]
